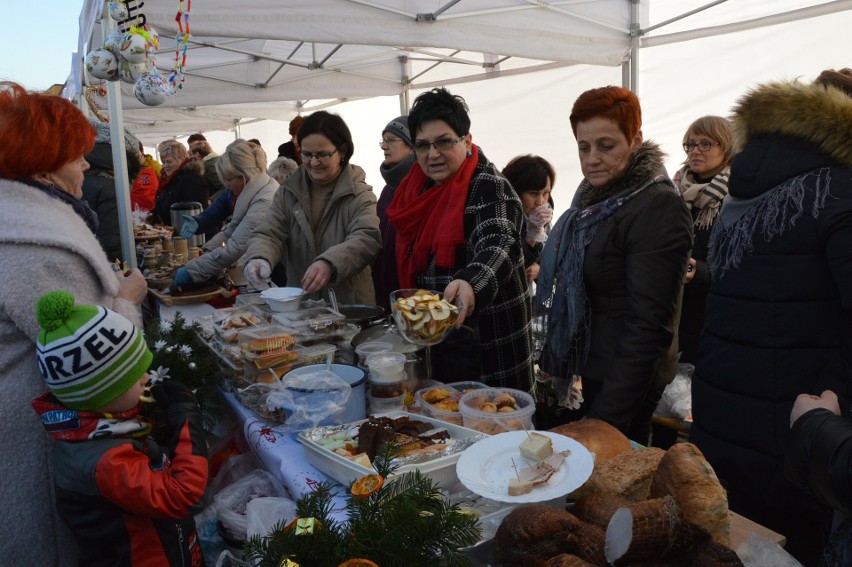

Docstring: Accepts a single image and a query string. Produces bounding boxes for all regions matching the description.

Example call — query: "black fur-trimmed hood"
[731,80,852,168]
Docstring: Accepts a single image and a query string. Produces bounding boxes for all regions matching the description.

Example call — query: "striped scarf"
[673,165,730,230]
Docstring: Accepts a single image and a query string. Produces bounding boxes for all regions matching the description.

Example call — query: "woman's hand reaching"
[443,279,475,328]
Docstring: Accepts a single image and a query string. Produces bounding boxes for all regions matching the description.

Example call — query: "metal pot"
[351,323,429,390]
[337,304,386,330]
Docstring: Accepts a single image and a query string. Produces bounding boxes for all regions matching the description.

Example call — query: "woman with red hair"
[0,81,147,566]
[534,86,693,444]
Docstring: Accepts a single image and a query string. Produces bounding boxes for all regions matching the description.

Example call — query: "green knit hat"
[35,291,153,411]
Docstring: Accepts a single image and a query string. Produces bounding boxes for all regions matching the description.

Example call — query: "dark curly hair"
[408,88,471,140]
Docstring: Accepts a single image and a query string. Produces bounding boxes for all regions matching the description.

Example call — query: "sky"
[0,1,85,90]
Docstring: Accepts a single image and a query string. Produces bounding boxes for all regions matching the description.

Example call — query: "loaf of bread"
[495,504,606,567]
[545,554,597,567]
[649,442,730,546]
[548,418,632,465]
[582,446,666,502]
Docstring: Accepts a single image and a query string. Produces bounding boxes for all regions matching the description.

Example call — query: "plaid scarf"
[673,165,730,230]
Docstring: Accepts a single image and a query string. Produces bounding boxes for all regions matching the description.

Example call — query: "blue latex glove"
[179,215,199,239]
[172,267,193,288]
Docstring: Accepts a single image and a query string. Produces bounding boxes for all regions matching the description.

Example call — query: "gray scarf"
[709,168,832,278]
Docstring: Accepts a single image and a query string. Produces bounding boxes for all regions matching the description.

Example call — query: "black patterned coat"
[416,150,534,391]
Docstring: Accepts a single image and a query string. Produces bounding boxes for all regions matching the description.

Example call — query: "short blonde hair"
[682,115,733,166]
[157,140,188,162]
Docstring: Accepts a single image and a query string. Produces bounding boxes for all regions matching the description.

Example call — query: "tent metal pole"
[399,55,411,114]
[102,7,137,268]
[629,0,641,94]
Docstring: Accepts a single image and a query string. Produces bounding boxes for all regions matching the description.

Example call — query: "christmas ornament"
[118,58,151,84]
[109,0,129,21]
[103,29,124,57]
[168,0,192,91]
[189,362,197,370]
[118,29,150,63]
[134,70,172,106]
[85,48,120,81]
[83,85,109,123]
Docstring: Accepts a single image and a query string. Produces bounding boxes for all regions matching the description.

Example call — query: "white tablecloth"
[221,392,350,521]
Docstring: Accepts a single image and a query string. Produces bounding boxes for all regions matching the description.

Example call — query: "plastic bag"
[246,496,298,539]
[214,469,286,543]
[737,531,803,567]
[266,368,351,432]
[655,363,693,419]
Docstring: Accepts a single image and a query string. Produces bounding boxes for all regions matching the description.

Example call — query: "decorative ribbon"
[168,0,191,90]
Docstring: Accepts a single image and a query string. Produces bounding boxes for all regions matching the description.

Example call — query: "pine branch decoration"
[143,312,225,429]
[244,443,482,566]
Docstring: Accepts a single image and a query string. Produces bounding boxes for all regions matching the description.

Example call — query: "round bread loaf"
[582,446,666,502]
[649,442,730,546]
[548,418,632,464]
[545,554,597,567]
[494,504,606,567]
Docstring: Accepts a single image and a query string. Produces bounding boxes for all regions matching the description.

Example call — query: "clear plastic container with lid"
[354,341,394,368]
[458,387,535,435]
[365,351,406,383]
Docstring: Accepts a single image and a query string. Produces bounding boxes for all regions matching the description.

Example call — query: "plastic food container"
[260,287,306,312]
[458,387,535,435]
[298,410,486,488]
[354,341,394,367]
[367,392,406,414]
[365,351,406,382]
[282,363,367,425]
[416,381,488,426]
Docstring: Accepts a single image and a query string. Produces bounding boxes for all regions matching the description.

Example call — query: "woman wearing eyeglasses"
[386,88,533,391]
[534,86,693,444]
[672,116,733,364]
[243,111,381,304]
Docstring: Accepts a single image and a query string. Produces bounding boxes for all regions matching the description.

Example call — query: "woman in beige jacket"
[243,111,381,305]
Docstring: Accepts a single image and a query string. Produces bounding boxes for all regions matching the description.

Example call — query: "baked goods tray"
[298,411,486,489]
[148,286,235,306]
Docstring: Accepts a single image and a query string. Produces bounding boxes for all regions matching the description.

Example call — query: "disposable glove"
[526,204,553,243]
[244,259,272,291]
[172,267,193,288]
[179,215,199,239]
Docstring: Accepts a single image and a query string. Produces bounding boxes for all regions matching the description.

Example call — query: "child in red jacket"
[31,290,208,566]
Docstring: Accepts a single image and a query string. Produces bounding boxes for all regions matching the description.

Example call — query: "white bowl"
[260,287,306,312]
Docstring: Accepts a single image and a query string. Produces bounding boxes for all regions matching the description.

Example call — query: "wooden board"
[729,510,785,550]
[148,286,234,306]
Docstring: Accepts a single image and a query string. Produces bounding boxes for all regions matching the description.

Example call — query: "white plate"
[455,431,594,503]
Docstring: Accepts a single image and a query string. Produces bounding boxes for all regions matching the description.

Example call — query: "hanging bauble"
[140,25,160,54]
[134,71,172,107]
[118,58,152,84]
[189,362,197,370]
[119,31,150,64]
[85,48,120,81]
[108,0,129,21]
[103,30,124,57]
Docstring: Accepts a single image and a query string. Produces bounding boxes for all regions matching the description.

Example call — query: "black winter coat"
[573,143,692,437]
[153,160,209,226]
[692,81,852,530]
[82,143,140,263]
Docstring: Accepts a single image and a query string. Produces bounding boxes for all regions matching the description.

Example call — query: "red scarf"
[386,144,479,288]
[158,158,191,188]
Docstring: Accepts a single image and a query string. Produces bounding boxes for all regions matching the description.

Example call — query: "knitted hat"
[89,119,141,151]
[383,115,412,148]
[35,291,152,411]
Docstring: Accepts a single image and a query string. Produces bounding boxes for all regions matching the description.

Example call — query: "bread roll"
[548,418,632,464]
[545,554,597,567]
[583,446,665,502]
[649,442,730,546]
[495,504,606,567]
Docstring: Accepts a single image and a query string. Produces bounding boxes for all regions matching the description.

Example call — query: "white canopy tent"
[69,0,852,264]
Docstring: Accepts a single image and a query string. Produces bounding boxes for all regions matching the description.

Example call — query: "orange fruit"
[338,559,379,567]
[350,473,383,498]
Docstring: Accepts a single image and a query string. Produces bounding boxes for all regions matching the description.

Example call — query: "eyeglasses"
[683,141,720,153]
[300,149,338,162]
[413,135,465,155]
[379,137,404,147]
